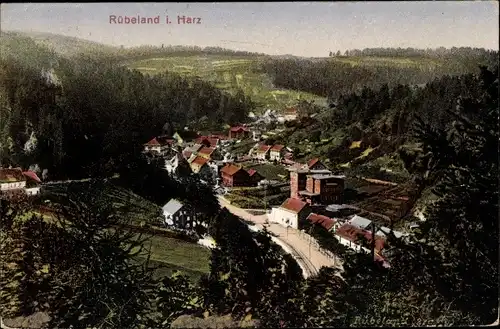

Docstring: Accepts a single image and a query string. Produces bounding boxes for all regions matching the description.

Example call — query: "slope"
[126,55,328,112]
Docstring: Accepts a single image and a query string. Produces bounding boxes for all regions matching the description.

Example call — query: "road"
[218,196,340,278]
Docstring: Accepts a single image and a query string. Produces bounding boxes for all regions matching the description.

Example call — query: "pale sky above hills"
[1,2,499,57]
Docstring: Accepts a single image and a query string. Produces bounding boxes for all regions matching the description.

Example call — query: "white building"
[269,198,311,229]
[254,144,272,161]
[269,145,285,161]
[348,215,372,230]
[0,168,41,196]
[162,199,202,230]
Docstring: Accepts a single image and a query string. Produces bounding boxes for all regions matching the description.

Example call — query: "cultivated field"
[329,56,443,68]
[126,55,327,112]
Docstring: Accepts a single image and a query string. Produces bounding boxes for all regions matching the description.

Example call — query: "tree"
[336,66,499,326]
[0,180,159,329]
[156,271,204,327]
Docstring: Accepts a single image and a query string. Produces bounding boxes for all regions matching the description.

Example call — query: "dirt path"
[218,196,339,277]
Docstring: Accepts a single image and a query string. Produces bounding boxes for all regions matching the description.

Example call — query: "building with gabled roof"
[306,213,336,231]
[269,144,286,161]
[197,146,216,159]
[144,135,175,154]
[333,223,386,254]
[228,126,250,139]
[269,198,311,229]
[189,156,209,174]
[247,168,264,186]
[348,215,372,230]
[162,199,203,230]
[0,168,42,196]
[195,136,219,148]
[254,144,272,161]
[220,164,250,187]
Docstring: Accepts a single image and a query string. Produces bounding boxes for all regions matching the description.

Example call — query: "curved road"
[218,196,339,278]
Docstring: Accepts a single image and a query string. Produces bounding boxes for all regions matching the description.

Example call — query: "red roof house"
[195,136,219,148]
[220,164,251,187]
[23,171,42,184]
[335,224,386,253]
[198,146,216,159]
[280,198,309,214]
[307,158,327,170]
[306,213,336,231]
[228,126,250,139]
[189,156,209,174]
[247,168,264,186]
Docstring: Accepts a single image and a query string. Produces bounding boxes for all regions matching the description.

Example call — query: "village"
[140,106,420,269]
[0,105,422,272]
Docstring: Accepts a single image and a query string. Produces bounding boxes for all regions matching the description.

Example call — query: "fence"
[297,229,338,264]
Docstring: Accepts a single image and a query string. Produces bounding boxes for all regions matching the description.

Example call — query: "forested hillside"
[269,66,498,182]
[0,35,253,179]
[260,47,498,99]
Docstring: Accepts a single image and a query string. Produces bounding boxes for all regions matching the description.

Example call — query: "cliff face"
[0,312,50,329]
[170,314,258,329]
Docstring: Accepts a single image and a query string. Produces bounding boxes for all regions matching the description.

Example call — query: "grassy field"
[126,55,327,112]
[41,182,211,282]
[329,56,443,68]
[243,163,289,181]
[136,234,211,281]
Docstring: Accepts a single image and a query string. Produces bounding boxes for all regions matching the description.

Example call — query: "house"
[143,135,175,154]
[247,169,264,187]
[182,144,203,160]
[195,136,219,148]
[307,158,328,171]
[197,147,216,159]
[23,170,42,195]
[162,199,199,230]
[306,213,336,231]
[0,168,26,193]
[333,223,386,255]
[189,156,209,174]
[165,152,192,177]
[283,107,298,121]
[254,144,272,161]
[348,215,372,230]
[228,126,250,139]
[220,164,252,187]
[0,168,42,196]
[376,226,406,239]
[269,198,311,229]
[269,144,285,161]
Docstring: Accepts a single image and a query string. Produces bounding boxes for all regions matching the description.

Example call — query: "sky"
[1,2,499,57]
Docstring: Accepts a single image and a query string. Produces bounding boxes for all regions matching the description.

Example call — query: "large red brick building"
[289,159,344,205]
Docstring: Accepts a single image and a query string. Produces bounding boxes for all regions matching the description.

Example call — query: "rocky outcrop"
[170,314,258,329]
[0,312,50,329]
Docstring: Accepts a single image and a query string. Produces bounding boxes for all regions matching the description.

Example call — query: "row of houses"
[269,196,400,267]
[250,144,292,162]
[0,168,42,196]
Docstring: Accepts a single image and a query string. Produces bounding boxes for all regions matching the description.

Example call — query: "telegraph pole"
[371,222,376,262]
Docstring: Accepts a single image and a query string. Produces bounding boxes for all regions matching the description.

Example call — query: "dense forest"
[332,46,499,58]
[261,48,498,99]
[0,37,253,179]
